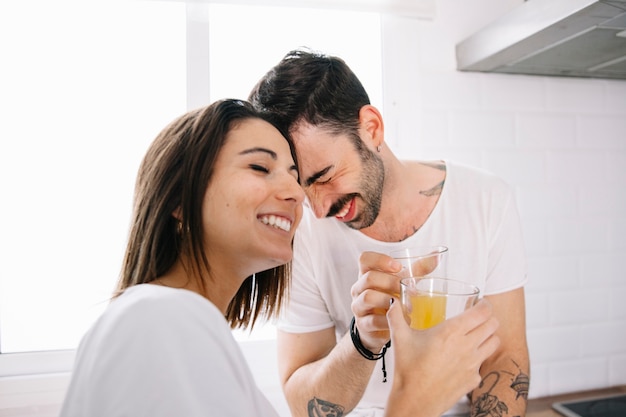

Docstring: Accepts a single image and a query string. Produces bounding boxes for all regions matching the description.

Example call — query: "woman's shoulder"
[92,285,224,341]
[115,285,216,316]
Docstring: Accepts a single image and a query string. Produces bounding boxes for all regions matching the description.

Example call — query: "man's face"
[290,122,384,230]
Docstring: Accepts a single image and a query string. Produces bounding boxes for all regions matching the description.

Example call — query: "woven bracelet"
[349,316,391,383]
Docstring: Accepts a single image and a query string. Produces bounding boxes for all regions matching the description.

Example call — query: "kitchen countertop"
[527,385,626,417]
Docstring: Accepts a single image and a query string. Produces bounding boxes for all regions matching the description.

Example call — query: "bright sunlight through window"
[0,0,382,354]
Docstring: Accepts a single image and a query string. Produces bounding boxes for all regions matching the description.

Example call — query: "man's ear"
[358,105,385,149]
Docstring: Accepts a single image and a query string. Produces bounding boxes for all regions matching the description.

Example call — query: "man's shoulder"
[447,160,497,178]
[446,160,511,191]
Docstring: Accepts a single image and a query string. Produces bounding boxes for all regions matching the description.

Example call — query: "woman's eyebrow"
[238,147,278,159]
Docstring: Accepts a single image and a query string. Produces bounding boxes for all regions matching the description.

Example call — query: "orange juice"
[408,294,447,330]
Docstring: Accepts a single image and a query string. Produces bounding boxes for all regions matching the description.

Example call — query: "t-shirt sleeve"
[277,215,336,333]
[484,184,528,295]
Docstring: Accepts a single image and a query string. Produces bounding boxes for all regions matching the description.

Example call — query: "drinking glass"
[390,245,448,279]
[400,277,480,330]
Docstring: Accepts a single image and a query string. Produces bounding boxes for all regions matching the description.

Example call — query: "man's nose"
[305,190,330,219]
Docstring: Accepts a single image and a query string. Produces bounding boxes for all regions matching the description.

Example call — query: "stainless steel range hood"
[456,0,626,79]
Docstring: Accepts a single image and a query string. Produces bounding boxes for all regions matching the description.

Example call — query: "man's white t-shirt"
[279,161,528,416]
[60,284,279,417]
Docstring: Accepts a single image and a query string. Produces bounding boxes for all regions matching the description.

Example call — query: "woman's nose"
[280,175,305,204]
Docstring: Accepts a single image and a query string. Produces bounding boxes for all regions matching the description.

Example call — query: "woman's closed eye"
[249,164,270,173]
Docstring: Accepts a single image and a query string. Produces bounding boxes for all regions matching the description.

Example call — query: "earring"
[376,145,382,152]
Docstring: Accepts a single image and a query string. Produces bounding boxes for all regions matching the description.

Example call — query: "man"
[249,48,529,417]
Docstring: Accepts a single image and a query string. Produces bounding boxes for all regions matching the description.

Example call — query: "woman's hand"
[385,298,500,417]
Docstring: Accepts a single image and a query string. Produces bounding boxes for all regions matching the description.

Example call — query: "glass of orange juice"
[400,277,480,330]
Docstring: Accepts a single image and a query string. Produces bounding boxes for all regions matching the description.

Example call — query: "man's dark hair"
[249,48,371,140]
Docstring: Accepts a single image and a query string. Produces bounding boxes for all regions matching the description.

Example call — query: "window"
[0,0,382,365]
[0,0,188,355]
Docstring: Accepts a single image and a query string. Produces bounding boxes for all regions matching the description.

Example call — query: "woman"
[59,99,499,417]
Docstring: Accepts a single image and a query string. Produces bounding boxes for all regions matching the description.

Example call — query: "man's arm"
[275,252,400,417]
[470,287,530,417]
[277,328,378,417]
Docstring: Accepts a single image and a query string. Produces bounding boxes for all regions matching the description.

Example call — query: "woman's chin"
[267,250,294,269]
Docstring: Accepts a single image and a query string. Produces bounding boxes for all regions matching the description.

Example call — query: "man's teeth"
[336,202,350,218]
[260,215,292,232]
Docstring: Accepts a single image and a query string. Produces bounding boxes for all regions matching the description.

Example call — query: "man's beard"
[329,143,384,230]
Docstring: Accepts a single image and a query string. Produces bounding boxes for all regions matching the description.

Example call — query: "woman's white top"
[59,284,279,417]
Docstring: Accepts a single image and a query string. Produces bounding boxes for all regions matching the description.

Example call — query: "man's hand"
[351,251,402,352]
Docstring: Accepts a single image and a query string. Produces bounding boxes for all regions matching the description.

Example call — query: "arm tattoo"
[472,372,509,417]
[471,361,529,417]
[307,398,344,417]
[510,371,530,400]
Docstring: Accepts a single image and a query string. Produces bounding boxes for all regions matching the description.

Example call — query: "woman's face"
[202,118,304,276]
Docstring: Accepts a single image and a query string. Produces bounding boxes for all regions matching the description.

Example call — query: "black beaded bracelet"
[349,316,391,383]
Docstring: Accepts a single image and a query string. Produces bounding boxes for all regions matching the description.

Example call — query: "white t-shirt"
[60,284,279,417]
[278,161,528,416]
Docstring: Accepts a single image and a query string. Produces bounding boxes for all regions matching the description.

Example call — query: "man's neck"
[360,160,446,242]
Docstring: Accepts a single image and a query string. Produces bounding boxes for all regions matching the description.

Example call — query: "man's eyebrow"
[305,166,333,187]
[238,147,277,159]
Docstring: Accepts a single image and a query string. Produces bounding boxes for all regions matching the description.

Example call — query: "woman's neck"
[154,258,240,315]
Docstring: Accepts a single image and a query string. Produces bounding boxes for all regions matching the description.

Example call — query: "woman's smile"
[258,214,293,232]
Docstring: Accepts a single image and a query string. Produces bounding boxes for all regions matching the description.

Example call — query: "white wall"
[382,0,626,400]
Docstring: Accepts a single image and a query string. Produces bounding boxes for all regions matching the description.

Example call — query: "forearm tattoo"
[307,398,344,417]
[303,360,529,417]
[471,360,529,417]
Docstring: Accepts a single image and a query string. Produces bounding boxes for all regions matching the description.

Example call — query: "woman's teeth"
[260,215,292,232]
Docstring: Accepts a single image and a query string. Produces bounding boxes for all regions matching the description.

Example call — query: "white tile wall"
[382,0,626,399]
